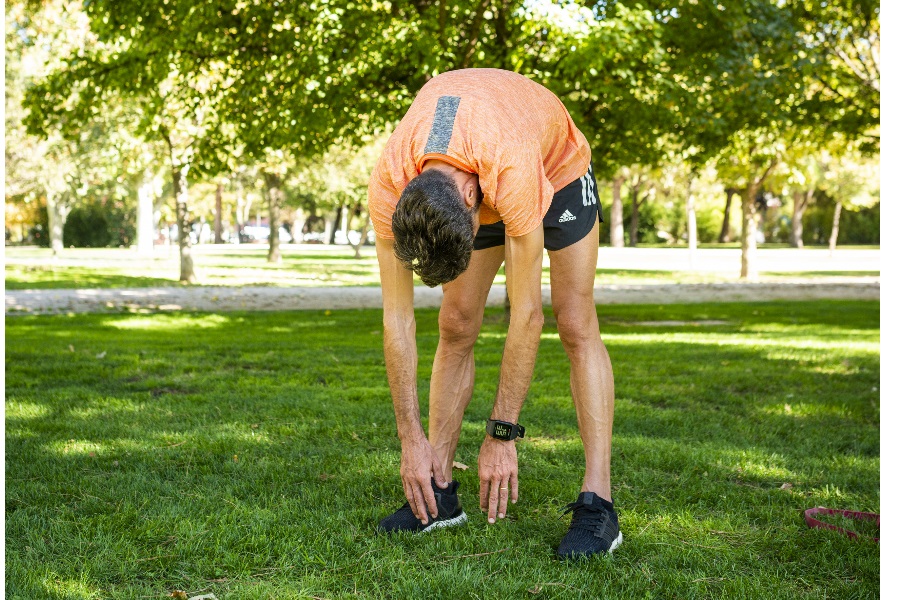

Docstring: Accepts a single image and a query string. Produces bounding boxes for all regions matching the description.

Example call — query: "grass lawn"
[4,246,880,290]
[5,301,879,599]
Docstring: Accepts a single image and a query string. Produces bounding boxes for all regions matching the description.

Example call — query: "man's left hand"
[478,436,519,523]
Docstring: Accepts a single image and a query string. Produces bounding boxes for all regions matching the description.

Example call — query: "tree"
[7,1,99,254]
[288,133,388,253]
[23,1,403,278]
[818,147,879,253]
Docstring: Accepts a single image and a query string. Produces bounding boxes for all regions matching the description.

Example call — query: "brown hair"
[391,170,479,287]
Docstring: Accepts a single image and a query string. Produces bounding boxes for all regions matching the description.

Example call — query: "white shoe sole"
[421,511,467,533]
[608,531,624,553]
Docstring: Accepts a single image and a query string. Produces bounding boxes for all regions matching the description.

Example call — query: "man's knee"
[554,304,598,352]
[438,306,481,347]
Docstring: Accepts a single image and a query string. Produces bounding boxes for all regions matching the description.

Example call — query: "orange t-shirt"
[368,68,591,239]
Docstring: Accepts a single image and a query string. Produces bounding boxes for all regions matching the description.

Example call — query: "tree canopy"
[11,0,880,278]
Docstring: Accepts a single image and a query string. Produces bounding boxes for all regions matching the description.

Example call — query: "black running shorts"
[473,163,603,252]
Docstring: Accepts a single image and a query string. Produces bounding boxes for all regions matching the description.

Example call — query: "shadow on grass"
[5,301,879,599]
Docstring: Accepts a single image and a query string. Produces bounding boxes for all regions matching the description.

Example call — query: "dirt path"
[5,280,880,315]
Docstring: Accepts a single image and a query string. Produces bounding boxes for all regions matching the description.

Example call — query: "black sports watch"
[486,419,526,441]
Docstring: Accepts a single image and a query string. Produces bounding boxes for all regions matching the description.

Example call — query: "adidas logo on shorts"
[559,209,577,223]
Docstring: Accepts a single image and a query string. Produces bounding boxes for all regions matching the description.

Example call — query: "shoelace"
[560,501,610,536]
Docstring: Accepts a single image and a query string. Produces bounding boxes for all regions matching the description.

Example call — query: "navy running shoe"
[377,479,467,533]
[557,491,623,559]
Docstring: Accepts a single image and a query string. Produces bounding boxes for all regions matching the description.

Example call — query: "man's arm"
[375,237,448,524]
[478,226,545,523]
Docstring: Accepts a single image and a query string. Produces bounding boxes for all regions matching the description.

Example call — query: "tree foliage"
[12,0,880,277]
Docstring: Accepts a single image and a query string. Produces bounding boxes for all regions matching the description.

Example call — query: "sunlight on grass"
[599,332,878,353]
[105,313,231,330]
[525,436,583,452]
[761,402,867,419]
[734,459,797,482]
[47,438,105,457]
[40,577,98,600]
[4,401,51,419]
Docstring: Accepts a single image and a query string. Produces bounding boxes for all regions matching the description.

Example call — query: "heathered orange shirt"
[368,69,591,239]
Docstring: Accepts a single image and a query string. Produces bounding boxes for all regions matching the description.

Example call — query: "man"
[368,68,620,559]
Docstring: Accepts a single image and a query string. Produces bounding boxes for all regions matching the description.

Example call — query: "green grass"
[5,301,879,599]
[4,246,880,290]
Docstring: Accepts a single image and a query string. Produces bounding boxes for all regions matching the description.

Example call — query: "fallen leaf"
[88,452,96,458]
[188,594,219,600]
[233,455,239,463]
[453,461,469,471]
[68,345,75,352]
[528,585,542,594]
[251,424,259,429]
[350,432,360,440]
[318,473,335,481]
[96,351,107,359]
[170,591,188,600]
[780,482,793,490]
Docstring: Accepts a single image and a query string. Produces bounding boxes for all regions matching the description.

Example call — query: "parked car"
[239,225,292,244]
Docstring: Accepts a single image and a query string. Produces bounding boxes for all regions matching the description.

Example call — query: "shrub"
[63,198,135,248]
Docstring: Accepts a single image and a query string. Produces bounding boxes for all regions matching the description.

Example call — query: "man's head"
[391,166,482,287]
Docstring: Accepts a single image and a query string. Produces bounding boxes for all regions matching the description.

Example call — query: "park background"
[5,1,881,599]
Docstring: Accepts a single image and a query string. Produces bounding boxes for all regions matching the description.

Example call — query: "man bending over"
[368,68,620,559]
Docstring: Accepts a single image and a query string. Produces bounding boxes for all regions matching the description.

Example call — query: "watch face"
[493,423,512,439]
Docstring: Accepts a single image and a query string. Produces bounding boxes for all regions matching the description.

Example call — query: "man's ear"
[462,177,479,208]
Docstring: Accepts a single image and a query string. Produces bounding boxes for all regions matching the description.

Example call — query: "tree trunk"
[325,206,342,245]
[351,212,371,259]
[136,171,155,256]
[234,181,244,241]
[740,185,760,281]
[291,208,307,243]
[829,201,843,254]
[264,172,283,263]
[718,188,736,243]
[629,186,640,247]
[790,189,813,248]
[609,176,625,247]
[686,175,697,252]
[340,204,351,241]
[45,192,68,256]
[214,182,224,244]
[172,164,196,283]
[323,210,336,245]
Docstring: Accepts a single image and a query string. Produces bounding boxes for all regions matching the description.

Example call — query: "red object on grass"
[804,507,879,542]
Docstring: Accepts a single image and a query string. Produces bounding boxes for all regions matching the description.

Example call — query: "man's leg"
[548,217,614,501]
[429,245,506,480]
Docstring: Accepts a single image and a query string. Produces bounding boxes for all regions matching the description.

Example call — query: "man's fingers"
[510,472,519,504]
[487,478,500,523]
[498,478,509,519]
[404,482,420,519]
[422,481,439,519]
[411,484,429,523]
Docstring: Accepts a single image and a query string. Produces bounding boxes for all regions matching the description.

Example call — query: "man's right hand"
[400,435,449,524]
